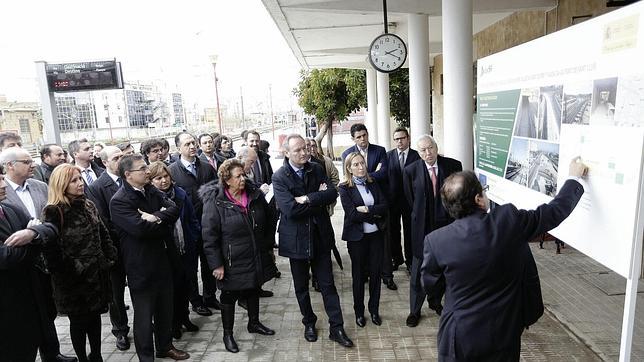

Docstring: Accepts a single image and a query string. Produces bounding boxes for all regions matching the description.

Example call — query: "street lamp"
[209,55,223,134]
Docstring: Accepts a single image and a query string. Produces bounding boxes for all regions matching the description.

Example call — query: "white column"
[408,14,431,140]
[376,71,391,150]
[366,68,378,142]
[442,0,473,169]
[35,61,61,145]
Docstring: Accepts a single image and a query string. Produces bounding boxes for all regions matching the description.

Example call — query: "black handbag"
[520,244,544,328]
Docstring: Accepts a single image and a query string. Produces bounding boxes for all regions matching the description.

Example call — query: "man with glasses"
[403,135,462,328]
[33,144,67,184]
[87,146,131,351]
[0,147,77,362]
[386,127,420,273]
[68,138,104,186]
[110,154,188,361]
[141,138,165,164]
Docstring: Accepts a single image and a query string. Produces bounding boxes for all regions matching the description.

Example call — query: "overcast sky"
[0,0,302,113]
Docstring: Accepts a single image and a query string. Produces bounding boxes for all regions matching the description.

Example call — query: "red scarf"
[224,188,249,213]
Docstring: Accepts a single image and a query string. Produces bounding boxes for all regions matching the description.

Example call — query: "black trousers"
[410,256,444,315]
[188,238,218,306]
[130,285,173,362]
[381,218,394,280]
[108,259,129,338]
[347,231,383,316]
[68,312,102,361]
[389,202,412,266]
[440,335,521,362]
[169,251,190,327]
[289,251,344,330]
[36,272,62,361]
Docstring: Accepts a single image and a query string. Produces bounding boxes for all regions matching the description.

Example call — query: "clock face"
[369,33,407,73]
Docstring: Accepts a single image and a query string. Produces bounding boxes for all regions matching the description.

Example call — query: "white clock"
[368,33,407,73]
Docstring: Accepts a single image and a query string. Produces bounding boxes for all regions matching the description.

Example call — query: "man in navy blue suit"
[386,127,420,272]
[421,159,587,361]
[341,124,397,290]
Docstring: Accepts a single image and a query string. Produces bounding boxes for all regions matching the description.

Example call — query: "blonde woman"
[42,164,117,362]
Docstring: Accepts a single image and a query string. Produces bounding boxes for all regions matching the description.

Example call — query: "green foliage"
[294,68,366,125]
[389,68,410,128]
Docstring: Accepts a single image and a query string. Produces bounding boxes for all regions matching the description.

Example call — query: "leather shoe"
[156,347,190,360]
[115,335,130,351]
[384,278,398,290]
[329,328,354,348]
[191,305,212,316]
[204,298,222,310]
[248,321,275,335]
[259,289,274,298]
[50,354,78,362]
[406,313,420,327]
[371,314,382,326]
[304,325,317,342]
[182,319,199,332]
[355,315,366,328]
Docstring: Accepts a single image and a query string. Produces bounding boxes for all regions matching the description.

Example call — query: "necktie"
[430,166,438,196]
[188,163,197,177]
[209,158,217,170]
[296,169,304,179]
[85,169,94,185]
[116,178,122,187]
[399,151,405,170]
[0,206,5,219]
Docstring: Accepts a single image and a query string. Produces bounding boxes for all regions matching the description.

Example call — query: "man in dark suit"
[68,138,104,186]
[0,166,68,362]
[386,127,420,271]
[421,161,587,361]
[168,132,219,316]
[273,134,353,348]
[403,134,462,327]
[110,154,188,361]
[245,130,274,185]
[197,133,219,171]
[33,144,66,184]
[87,146,131,351]
[341,124,397,290]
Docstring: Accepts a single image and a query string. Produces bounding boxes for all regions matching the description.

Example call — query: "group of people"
[0,122,588,362]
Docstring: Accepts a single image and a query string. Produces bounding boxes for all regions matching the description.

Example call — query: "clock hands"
[384,49,401,60]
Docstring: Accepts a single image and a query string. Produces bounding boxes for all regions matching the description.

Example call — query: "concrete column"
[442,0,473,169]
[35,61,61,145]
[376,71,391,149]
[366,68,378,142]
[408,13,431,140]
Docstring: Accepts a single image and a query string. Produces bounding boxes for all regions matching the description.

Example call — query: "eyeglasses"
[482,184,490,192]
[129,166,149,172]
[12,159,34,165]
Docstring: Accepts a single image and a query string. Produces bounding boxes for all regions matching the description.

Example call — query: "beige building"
[0,95,42,146]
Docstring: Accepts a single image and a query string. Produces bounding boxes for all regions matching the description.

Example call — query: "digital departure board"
[46,60,124,92]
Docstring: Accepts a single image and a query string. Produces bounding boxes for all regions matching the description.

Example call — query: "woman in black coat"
[42,164,117,362]
[199,158,276,353]
[338,152,388,328]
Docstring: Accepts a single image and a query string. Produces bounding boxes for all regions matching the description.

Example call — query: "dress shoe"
[371,314,382,326]
[384,278,398,290]
[248,321,275,335]
[406,313,420,327]
[155,347,190,360]
[304,325,317,342]
[223,332,239,353]
[238,298,248,310]
[259,289,274,298]
[204,298,222,310]
[329,328,354,348]
[355,315,366,328]
[182,319,199,332]
[115,335,130,351]
[48,354,78,362]
[192,305,212,316]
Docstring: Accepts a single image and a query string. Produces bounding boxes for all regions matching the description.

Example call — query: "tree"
[294,68,366,158]
[389,68,410,128]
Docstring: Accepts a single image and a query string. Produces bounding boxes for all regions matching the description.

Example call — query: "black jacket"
[403,156,462,259]
[0,203,58,359]
[199,181,277,290]
[32,162,56,184]
[272,159,337,260]
[422,179,584,360]
[109,182,179,292]
[168,158,217,219]
[87,171,121,247]
[338,181,388,242]
[255,150,274,185]
[386,148,420,208]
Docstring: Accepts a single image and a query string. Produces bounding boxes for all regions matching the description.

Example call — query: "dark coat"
[341,144,389,184]
[272,159,337,260]
[421,179,584,360]
[0,203,58,359]
[386,148,420,208]
[198,152,220,172]
[168,158,217,219]
[214,150,234,165]
[167,185,200,257]
[200,181,277,290]
[87,171,121,247]
[109,182,180,292]
[403,156,462,259]
[256,150,274,185]
[32,162,56,184]
[42,198,118,315]
[338,181,388,242]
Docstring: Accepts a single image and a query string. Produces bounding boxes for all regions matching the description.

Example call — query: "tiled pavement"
[41,206,605,361]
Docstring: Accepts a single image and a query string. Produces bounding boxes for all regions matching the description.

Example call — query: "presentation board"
[475,3,644,278]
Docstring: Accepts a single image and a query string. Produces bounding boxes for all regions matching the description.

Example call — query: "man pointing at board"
[421,157,588,362]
